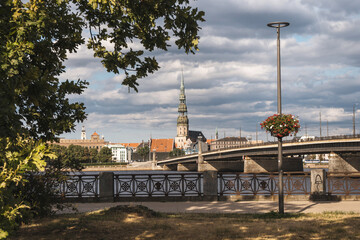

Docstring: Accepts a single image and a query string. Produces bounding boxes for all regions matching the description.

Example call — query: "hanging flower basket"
[260,114,300,139]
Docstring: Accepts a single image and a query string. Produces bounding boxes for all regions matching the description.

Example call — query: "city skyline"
[60,0,360,143]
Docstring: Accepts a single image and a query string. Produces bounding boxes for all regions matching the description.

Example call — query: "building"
[120,143,141,152]
[210,137,248,150]
[105,144,132,163]
[150,138,174,153]
[54,130,109,151]
[174,72,189,149]
[174,73,207,151]
[185,140,209,155]
[81,125,86,140]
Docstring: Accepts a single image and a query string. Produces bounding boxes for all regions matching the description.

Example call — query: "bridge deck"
[158,138,360,165]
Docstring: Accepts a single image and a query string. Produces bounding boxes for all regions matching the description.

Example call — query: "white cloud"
[60,0,360,143]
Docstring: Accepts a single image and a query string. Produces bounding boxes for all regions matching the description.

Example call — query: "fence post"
[202,171,218,200]
[310,169,326,195]
[99,172,114,202]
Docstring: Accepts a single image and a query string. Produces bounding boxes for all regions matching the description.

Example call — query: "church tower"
[175,72,189,149]
[81,126,86,140]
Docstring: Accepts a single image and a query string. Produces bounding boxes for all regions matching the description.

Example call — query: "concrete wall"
[198,161,244,172]
[177,163,197,171]
[244,156,303,173]
[162,164,178,171]
[329,152,360,172]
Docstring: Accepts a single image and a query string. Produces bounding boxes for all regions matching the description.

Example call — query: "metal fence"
[56,174,99,198]
[218,172,311,196]
[55,171,360,200]
[114,173,203,198]
[327,172,360,196]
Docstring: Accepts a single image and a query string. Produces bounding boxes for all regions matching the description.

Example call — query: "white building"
[105,144,132,163]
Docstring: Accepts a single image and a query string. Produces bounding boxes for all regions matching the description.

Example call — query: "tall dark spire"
[177,71,189,138]
[178,71,188,116]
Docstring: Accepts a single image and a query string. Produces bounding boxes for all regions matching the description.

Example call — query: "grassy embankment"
[10,205,360,240]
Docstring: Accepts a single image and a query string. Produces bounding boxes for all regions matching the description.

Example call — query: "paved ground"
[58,200,360,215]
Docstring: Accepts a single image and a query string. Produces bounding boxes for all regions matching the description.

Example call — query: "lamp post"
[267,21,289,214]
[354,104,358,137]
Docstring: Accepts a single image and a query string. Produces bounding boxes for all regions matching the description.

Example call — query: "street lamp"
[354,104,359,137]
[267,21,289,214]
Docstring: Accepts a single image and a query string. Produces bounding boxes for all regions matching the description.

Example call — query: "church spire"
[180,70,185,93]
[176,71,189,148]
[178,71,187,116]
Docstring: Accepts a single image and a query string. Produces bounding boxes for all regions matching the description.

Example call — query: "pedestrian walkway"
[59,200,360,215]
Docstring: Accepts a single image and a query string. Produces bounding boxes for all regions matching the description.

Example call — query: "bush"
[0,138,53,238]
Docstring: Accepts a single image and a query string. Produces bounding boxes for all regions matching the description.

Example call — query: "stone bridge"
[157,137,360,173]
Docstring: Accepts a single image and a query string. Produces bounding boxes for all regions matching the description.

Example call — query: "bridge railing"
[114,173,203,198]
[327,172,360,196]
[54,171,360,201]
[210,134,360,152]
[218,172,310,196]
[56,174,100,198]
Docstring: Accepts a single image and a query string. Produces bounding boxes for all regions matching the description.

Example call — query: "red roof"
[92,131,99,136]
[150,139,174,152]
[120,143,140,148]
[207,139,215,144]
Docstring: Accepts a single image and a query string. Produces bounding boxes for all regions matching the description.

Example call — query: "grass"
[10,205,360,240]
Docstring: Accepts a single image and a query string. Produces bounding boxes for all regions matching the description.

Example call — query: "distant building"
[120,143,141,152]
[131,139,175,161]
[174,72,189,149]
[81,126,86,140]
[150,138,174,153]
[54,131,108,151]
[185,139,209,155]
[210,137,248,150]
[105,144,132,163]
[173,72,207,152]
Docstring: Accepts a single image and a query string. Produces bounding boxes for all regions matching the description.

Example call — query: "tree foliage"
[50,144,112,164]
[0,0,88,142]
[0,138,55,238]
[98,147,112,163]
[81,0,205,91]
[1,0,204,142]
[0,0,204,237]
[137,145,150,161]
[169,148,185,157]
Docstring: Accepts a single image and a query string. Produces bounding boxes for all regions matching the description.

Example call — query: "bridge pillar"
[202,171,218,200]
[329,152,360,172]
[310,169,326,194]
[152,151,157,170]
[198,161,218,172]
[177,163,197,171]
[162,164,177,171]
[99,172,114,201]
[244,156,303,173]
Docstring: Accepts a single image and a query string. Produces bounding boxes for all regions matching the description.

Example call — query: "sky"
[60,0,360,144]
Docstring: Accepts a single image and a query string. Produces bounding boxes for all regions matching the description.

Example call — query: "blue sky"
[60,0,360,143]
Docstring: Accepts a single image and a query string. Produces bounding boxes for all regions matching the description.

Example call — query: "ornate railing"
[52,171,360,200]
[327,172,360,196]
[56,174,99,198]
[218,172,310,196]
[114,173,203,198]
